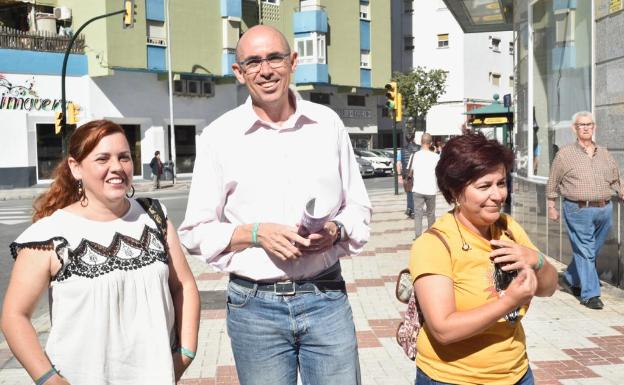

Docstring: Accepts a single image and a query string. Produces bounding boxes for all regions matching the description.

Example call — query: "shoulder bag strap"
[424,228,451,254]
[136,197,168,240]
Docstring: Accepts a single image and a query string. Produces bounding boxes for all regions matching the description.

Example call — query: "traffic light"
[395,92,403,122]
[55,112,64,135]
[384,81,398,112]
[123,0,136,29]
[66,102,80,125]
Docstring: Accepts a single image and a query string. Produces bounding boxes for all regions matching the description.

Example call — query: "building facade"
[442,0,624,289]
[0,0,391,187]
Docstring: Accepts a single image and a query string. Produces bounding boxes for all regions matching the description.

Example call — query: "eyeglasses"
[238,52,291,74]
[575,122,594,128]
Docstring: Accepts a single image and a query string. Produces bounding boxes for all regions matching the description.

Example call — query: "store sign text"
[341,109,372,120]
[0,75,62,112]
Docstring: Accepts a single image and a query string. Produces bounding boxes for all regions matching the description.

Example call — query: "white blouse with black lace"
[10,199,176,385]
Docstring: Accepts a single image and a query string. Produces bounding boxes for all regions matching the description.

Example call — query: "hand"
[298,221,338,254]
[490,239,539,271]
[503,266,537,307]
[173,351,193,382]
[257,223,310,261]
[398,175,403,184]
[547,206,559,221]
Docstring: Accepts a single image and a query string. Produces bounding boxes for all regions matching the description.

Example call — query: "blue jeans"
[226,281,361,385]
[562,200,612,301]
[407,191,414,211]
[415,366,534,385]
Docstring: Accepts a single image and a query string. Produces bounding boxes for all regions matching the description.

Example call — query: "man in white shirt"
[178,25,371,385]
[411,133,440,239]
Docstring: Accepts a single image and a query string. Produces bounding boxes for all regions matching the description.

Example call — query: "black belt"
[230,263,346,296]
[230,276,346,296]
[565,198,609,208]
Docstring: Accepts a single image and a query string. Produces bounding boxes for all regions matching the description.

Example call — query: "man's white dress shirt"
[178,95,372,281]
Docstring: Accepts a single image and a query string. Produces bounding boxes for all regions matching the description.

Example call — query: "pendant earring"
[77,180,88,207]
[126,184,135,198]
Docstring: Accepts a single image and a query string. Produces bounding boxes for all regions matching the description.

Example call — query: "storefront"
[0,71,236,188]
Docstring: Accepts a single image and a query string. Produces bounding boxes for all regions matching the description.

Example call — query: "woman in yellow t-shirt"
[409,133,558,385]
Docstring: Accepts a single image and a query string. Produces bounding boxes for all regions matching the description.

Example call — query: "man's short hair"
[572,111,593,124]
[421,133,433,145]
[155,150,160,156]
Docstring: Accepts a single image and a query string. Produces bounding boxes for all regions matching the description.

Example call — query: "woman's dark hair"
[32,120,126,222]
[436,132,514,204]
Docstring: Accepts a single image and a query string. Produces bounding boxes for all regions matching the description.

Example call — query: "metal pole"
[60,9,125,155]
[165,0,176,183]
[392,117,398,195]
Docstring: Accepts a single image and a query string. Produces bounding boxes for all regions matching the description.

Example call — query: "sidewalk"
[1,189,623,384]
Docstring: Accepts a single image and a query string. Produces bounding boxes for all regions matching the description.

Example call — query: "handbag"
[403,153,414,193]
[395,228,449,361]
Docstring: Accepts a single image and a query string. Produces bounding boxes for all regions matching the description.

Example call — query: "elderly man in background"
[546,111,624,310]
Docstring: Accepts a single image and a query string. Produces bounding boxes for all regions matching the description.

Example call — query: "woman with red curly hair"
[1,120,199,385]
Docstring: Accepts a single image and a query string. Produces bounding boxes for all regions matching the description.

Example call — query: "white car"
[354,149,393,176]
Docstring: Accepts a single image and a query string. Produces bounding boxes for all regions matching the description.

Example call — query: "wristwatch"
[331,221,346,245]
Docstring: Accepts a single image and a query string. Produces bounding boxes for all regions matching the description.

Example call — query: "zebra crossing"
[0,204,32,225]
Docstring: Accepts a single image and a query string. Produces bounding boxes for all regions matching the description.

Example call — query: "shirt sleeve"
[546,151,564,200]
[177,131,237,267]
[408,232,452,282]
[332,119,373,256]
[606,151,623,196]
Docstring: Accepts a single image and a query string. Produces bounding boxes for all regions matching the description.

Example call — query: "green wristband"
[177,347,196,359]
[35,367,58,385]
[534,251,545,271]
[251,223,260,246]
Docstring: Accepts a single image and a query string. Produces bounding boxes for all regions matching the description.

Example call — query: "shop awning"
[465,102,510,115]
[441,0,513,33]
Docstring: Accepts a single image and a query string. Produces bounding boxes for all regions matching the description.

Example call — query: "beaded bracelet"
[177,347,196,360]
[35,367,58,385]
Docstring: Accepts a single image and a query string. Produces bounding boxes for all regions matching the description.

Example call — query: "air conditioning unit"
[186,80,201,97]
[54,6,72,21]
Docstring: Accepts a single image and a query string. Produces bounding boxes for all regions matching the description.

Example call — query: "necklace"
[453,210,471,251]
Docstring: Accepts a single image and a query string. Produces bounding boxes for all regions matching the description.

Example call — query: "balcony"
[293,9,328,34]
[0,26,84,54]
[0,27,87,76]
[295,63,328,84]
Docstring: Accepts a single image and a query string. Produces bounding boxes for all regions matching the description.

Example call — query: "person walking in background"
[410,132,557,384]
[150,150,164,190]
[1,120,200,385]
[178,25,371,385]
[410,133,439,239]
[401,132,418,219]
[546,111,623,310]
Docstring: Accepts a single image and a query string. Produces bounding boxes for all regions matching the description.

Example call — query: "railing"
[0,27,85,54]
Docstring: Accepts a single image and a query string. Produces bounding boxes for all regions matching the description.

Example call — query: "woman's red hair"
[32,120,126,222]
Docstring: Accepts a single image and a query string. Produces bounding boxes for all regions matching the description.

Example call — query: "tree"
[393,67,448,132]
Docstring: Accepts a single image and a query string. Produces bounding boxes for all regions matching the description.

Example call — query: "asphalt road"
[0,175,395,337]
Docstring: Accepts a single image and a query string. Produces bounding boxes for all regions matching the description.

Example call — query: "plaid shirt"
[547,141,623,201]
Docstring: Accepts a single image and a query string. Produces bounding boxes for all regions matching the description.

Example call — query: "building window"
[167,125,197,174]
[490,36,501,52]
[347,95,366,107]
[404,35,414,50]
[147,20,166,46]
[295,32,326,65]
[120,124,142,176]
[360,50,371,68]
[310,92,330,105]
[490,72,501,86]
[509,76,514,88]
[360,3,370,20]
[36,124,62,180]
[509,41,514,55]
[437,34,449,48]
[555,9,575,44]
[262,0,279,4]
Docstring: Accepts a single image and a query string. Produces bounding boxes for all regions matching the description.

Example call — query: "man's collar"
[242,90,317,134]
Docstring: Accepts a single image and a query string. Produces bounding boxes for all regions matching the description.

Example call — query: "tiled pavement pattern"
[1,189,624,384]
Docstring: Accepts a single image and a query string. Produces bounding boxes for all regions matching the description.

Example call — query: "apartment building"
[0,0,390,187]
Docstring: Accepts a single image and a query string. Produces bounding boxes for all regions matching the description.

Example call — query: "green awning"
[465,102,510,115]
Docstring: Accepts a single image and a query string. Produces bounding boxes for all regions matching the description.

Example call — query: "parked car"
[356,157,375,178]
[372,148,397,160]
[354,149,393,175]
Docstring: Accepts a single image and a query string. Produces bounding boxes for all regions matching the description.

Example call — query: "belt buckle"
[274,280,296,296]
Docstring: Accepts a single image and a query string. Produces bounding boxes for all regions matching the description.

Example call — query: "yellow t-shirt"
[408,212,536,385]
